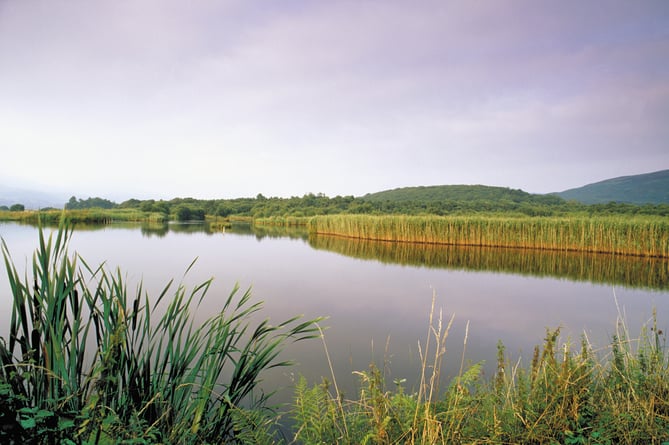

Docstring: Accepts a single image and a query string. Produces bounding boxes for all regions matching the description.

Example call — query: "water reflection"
[309,234,669,290]
[132,220,310,241]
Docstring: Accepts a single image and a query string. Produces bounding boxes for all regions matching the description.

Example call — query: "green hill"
[361,184,563,205]
[556,170,669,205]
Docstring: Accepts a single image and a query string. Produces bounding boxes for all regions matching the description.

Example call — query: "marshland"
[1,191,668,443]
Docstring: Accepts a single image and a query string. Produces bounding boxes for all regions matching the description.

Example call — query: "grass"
[309,214,669,258]
[0,208,166,224]
[291,297,669,444]
[0,222,321,444]
[254,216,312,227]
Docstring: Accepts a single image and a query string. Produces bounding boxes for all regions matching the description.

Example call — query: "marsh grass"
[254,216,311,227]
[0,209,166,224]
[309,214,669,258]
[0,222,321,444]
[292,298,669,444]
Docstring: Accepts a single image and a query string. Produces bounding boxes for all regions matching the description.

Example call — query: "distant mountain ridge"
[555,170,669,205]
[0,185,66,209]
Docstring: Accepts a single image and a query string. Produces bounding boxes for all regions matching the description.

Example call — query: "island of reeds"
[307,214,669,258]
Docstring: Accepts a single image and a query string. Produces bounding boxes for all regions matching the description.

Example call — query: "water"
[1,221,667,405]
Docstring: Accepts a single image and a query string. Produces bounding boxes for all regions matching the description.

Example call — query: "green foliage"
[65,195,117,210]
[362,184,563,205]
[293,376,346,444]
[291,312,669,444]
[174,204,205,221]
[9,203,25,211]
[0,222,321,444]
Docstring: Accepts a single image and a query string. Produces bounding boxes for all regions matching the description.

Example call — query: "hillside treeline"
[62,186,669,220]
[119,195,669,219]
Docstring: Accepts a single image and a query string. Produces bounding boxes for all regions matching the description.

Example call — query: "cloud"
[0,0,667,198]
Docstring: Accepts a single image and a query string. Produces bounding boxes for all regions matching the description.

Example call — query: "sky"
[1,0,668,201]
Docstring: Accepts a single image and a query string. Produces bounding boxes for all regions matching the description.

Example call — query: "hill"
[555,170,669,205]
[361,184,563,205]
[0,184,66,209]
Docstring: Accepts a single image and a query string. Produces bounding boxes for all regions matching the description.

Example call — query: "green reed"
[0,222,321,444]
[309,214,669,258]
[0,209,166,225]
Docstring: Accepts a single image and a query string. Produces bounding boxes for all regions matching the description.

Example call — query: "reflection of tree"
[140,223,169,238]
[309,235,669,290]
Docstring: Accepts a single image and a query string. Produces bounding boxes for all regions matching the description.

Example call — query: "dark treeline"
[65,196,116,210]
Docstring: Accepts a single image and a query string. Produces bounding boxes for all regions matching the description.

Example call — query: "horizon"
[1,1,668,201]
[2,168,667,208]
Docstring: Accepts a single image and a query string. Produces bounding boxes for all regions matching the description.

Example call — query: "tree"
[175,205,192,221]
[9,203,25,212]
[66,196,78,209]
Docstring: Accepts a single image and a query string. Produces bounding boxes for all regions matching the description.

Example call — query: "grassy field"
[309,214,669,258]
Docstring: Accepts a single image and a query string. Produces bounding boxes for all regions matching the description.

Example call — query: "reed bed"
[254,216,311,227]
[0,209,166,224]
[309,214,669,258]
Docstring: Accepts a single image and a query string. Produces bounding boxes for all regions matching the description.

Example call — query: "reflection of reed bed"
[309,234,669,289]
[310,214,669,258]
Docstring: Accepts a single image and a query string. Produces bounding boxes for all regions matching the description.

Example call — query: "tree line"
[52,192,669,220]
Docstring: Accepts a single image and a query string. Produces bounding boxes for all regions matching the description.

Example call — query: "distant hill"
[555,170,669,205]
[361,184,564,205]
[0,184,66,209]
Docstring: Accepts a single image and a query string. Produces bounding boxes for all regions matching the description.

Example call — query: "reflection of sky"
[1,223,667,403]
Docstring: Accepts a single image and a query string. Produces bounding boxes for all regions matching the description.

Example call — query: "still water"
[1,221,668,403]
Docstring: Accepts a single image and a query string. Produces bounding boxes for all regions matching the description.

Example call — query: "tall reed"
[309,214,669,258]
[0,222,321,443]
[0,209,166,224]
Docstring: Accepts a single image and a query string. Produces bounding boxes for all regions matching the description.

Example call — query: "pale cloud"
[0,0,667,199]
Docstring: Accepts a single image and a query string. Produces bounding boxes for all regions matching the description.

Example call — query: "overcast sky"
[1,1,667,201]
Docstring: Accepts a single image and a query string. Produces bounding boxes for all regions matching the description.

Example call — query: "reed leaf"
[0,222,321,443]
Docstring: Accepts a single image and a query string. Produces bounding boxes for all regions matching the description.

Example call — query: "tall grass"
[310,214,669,258]
[292,301,669,444]
[0,209,166,224]
[0,222,321,443]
